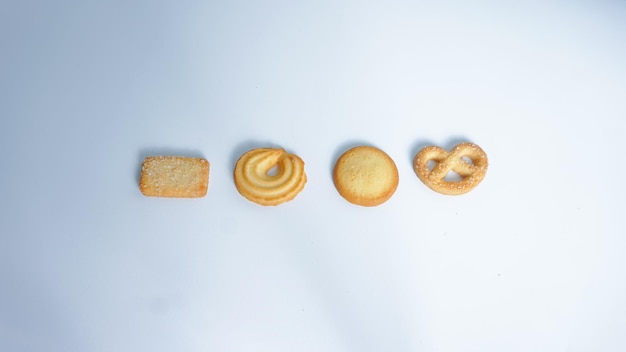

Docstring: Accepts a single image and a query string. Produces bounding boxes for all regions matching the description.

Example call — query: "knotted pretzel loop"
[413,142,488,195]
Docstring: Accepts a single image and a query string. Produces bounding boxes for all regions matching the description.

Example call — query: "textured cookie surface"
[234,148,307,206]
[413,142,488,195]
[139,156,209,198]
[333,146,399,206]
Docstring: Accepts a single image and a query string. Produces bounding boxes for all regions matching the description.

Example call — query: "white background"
[1,0,625,351]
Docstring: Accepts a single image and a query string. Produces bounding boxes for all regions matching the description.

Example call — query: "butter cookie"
[333,146,399,206]
[234,148,307,206]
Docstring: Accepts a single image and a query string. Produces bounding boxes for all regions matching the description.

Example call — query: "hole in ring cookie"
[267,165,279,176]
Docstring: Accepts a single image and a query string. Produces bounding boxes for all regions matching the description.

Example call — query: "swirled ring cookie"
[234,148,307,206]
[333,146,399,206]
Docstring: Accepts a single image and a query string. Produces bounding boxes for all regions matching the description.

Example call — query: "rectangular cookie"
[139,156,209,198]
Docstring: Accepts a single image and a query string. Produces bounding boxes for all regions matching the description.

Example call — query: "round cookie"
[234,148,307,206]
[333,146,399,206]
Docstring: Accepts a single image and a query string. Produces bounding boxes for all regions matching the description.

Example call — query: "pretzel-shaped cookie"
[234,148,307,206]
[413,142,488,195]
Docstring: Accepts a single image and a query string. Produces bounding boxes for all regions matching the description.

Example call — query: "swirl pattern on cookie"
[234,148,307,206]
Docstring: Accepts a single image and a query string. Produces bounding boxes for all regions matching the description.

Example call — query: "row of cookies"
[139,142,488,206]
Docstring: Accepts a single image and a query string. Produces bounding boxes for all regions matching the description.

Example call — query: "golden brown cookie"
[234,148,307,206]
[333,146,399,206]
[139,156,209,198]
[413,142,488,195]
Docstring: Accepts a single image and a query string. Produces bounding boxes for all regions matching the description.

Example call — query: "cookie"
[413,142,488,195]
[139,156,209,198]
[234,148,307,206]
[333,146,399,206]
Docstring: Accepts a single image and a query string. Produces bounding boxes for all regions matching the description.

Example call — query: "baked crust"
[139,156,209,198]
[333,146,399,206]
[234,148,307,206]
[413,142,488,195]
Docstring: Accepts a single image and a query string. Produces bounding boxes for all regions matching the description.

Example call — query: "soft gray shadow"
[135,147,205,183]
[329,139,375,179]
[443,135,471,150]
[229,139,284,171]
[408,135,472,166]
[409,139,436,167]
